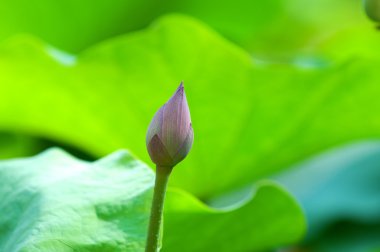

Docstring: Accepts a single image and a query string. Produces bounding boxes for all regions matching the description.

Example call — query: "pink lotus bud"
[146,82,194,167]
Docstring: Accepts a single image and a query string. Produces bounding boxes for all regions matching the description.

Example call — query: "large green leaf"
[276,141,380,238]
[0,149,305,251]
[0,0,164,53]
[275,141,380,251]
[0,0,367,57]
[205,0,369,58]
[0,148,153,251]
[164,182,304,252]
[315,24,380,62]
[1,15,380,198]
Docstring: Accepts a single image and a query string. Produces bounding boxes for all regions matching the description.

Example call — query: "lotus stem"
[145,165,172,252]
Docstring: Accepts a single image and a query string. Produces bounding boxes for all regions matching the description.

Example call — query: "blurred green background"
[0,0,380,251]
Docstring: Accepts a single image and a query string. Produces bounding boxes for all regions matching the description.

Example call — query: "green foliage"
[364,0,380,22]
[0,0,368,57]
[0,132,38,159]
[0,149,304,252]
[0,148,152,251]
[306,223,380,252]
[1,15,380,198]
[164,182,304,252]
[0,1,379,250]
[0,0,163,53]
[316,24,380,62]
[276,141,380,251]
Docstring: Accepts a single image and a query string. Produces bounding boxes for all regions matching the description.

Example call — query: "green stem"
[145,165,172,252]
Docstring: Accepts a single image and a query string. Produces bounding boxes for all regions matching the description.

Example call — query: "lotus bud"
[146,82,194,167]
[364,0,380,23]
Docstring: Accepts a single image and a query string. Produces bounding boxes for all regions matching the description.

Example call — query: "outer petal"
[172,124,194,165]
[147,134,174,166]
[146,106,164,145]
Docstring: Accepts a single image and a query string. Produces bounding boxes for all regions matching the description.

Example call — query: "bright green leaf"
[0,149,305,251]
[1,15,379,198]
[0,148,153,251]
[164,182,305,252]
[0,0,367,57]
[0,0,164,53]
[315,24,380,62]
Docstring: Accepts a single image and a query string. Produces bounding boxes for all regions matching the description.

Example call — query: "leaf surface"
[0,0,367,56]
[275,141,380,251]
[0,148,154,251]
[0,149,305,251]
[164,182,304,252]
[1,15,380,198]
